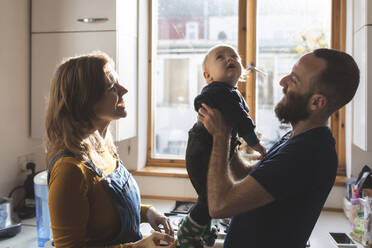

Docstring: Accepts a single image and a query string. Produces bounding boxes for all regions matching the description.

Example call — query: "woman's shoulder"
[49,156,96,186]
[51,156,86,173]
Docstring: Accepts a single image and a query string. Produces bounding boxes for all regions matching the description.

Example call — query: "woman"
[45,52,175,248]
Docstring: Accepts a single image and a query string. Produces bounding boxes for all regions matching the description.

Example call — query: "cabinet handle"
[77,18,109,23]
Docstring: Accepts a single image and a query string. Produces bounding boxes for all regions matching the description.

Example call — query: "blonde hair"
[45,51,118,169]
[202,44,247,82]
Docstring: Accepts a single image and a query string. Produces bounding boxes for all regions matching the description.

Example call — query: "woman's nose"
[118,84,128,96]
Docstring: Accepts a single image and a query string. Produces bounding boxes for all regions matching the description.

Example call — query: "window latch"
[247,62,267,76]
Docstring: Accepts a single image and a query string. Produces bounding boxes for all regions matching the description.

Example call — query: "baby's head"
[202,44,244,86]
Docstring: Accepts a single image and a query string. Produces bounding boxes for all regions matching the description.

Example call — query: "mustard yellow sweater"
[48,152,150,248]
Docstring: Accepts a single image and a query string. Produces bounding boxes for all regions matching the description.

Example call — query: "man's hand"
[198,103,231,137]
[131,230,176,248]
[146,207,174,236]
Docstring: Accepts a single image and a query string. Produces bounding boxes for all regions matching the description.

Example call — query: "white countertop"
[0,199,363,248]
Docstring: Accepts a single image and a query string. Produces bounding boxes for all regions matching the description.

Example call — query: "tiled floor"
[142,199,362,248]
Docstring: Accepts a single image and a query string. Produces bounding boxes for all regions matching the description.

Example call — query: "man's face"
[275,90,313,124]
[274,53,326,124]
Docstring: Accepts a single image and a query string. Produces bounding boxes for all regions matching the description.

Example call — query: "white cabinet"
[353,0,372,32]
[32,0,116,32]
[353,24,372,151]
[31,0,138,141]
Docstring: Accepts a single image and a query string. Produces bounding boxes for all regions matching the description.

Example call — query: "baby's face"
[204,46,243,86]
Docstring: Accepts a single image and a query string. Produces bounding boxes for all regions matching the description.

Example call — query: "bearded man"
[197,49,360,248]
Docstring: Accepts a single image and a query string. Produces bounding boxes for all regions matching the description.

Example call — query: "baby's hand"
[251,143,266,160]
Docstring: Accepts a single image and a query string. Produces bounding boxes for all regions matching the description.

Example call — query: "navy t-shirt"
[224,127,338,248]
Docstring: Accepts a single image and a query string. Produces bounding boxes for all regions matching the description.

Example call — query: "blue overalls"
[48,150,142,246]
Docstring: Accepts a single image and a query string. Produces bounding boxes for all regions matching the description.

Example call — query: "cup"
[34,170,51,247]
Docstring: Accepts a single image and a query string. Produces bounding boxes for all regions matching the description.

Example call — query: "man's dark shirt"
[224,127,338,248]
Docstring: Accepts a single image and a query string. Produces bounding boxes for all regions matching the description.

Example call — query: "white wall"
[116,0,148,171]
[0,0,44,196]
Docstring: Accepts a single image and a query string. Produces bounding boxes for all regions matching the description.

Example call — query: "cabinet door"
[353,26,372,151]
[354,0,372,32]
[32,0,115,32]
[31,31,116,138]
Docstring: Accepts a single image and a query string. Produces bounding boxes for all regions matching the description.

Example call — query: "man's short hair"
[312,48,360,114]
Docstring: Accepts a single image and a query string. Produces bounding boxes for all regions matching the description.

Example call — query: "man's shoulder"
[264,127,336,163]
[289,127,336,154]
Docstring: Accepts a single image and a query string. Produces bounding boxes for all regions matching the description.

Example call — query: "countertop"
[0,199,363,248]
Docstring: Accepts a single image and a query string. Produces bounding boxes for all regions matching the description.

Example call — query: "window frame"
[146,0,347,175]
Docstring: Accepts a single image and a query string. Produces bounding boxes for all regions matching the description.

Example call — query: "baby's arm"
[250,142,266,159]
[229,151,256,180]
[241,131,266,159]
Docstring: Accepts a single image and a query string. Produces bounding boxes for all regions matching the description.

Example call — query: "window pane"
[153,0,239,159]
[255,0,331,149]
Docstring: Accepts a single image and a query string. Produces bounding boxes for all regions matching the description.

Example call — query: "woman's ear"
[309,93,327,111]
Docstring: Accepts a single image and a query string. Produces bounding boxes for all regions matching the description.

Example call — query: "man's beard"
[274,91,313,125]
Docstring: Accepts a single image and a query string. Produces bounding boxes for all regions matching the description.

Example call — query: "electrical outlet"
[17,155,28,173]
[17,153,36,173]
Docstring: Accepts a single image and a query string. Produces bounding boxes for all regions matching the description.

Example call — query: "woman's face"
[93,66,128,125]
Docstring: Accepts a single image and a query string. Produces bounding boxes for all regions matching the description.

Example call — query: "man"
[197,48,360,248]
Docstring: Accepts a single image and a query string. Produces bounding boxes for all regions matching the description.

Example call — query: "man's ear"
[309,94,327,111]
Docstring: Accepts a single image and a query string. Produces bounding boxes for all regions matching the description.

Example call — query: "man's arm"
[198,104,275,218]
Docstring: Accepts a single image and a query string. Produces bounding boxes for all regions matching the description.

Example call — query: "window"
[147,0,347,174]
[254,0,331,147]
[148,0,239,165]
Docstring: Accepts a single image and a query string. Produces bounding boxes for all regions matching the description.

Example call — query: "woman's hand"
[146,207,174,236]
[131,230,176,248]
[198,103,231,138]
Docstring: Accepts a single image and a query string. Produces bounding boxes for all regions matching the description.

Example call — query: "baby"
[177,44,266,248]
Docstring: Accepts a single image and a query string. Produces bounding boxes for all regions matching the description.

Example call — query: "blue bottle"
[34,170,51,247]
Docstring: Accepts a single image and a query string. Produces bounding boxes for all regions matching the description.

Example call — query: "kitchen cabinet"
[31,0,137,141]
[353,0,372,32]
[352,0,372,152]
[353,25,372,152]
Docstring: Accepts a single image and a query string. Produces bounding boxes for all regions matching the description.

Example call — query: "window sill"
[130,167,347,187]
[334,175,347,187]
[129,166,188,178]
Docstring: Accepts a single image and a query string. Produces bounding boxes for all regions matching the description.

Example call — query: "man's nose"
[279,76,288,87]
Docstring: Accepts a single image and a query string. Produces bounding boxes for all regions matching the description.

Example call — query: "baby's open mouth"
[117,101,125,107]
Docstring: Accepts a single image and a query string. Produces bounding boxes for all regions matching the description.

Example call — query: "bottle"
[34,170,51,247]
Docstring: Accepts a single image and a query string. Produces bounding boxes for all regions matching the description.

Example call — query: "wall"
[116,0,148,171]
[0,0,44,196]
